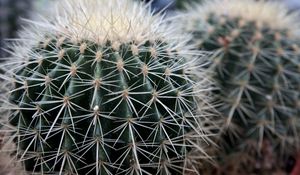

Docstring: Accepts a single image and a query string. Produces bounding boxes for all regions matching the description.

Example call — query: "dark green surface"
[9,37,197,174]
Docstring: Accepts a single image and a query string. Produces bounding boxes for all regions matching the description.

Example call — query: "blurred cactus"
[0,0,214,174]
[181,0,300,174]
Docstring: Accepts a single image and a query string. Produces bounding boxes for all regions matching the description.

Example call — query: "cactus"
[181,0,300,173]
[0,0,214,174]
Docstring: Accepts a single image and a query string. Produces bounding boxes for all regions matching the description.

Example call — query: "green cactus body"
[10,37,197,174]
[1,0,212,174]
[183,0,300,173]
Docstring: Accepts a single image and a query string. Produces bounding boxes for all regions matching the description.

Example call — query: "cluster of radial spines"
[3,34,210,175]
[18,0,191,51]
[191,12,300,154]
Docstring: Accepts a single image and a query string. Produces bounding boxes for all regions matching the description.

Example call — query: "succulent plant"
[0,0,214,174]
[181,0,300,173]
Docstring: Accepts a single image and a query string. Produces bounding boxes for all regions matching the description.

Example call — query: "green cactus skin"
[9,37,200,175]
[182,0,300,173]
[1,0,213,174]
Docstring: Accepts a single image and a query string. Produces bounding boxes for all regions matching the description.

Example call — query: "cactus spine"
[182,0,300,173]
[0,0,213,174]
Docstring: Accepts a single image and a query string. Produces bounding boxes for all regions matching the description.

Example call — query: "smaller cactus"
[181,0,300,174]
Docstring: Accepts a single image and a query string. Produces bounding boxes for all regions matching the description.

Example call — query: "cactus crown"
[23,0,187,47]
[182,0,300,173]
[185,0,299,32]
[1,0,213,174]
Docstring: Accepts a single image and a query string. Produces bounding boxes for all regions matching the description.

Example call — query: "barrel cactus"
[0,0,213,174]
[181,0,300,173]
